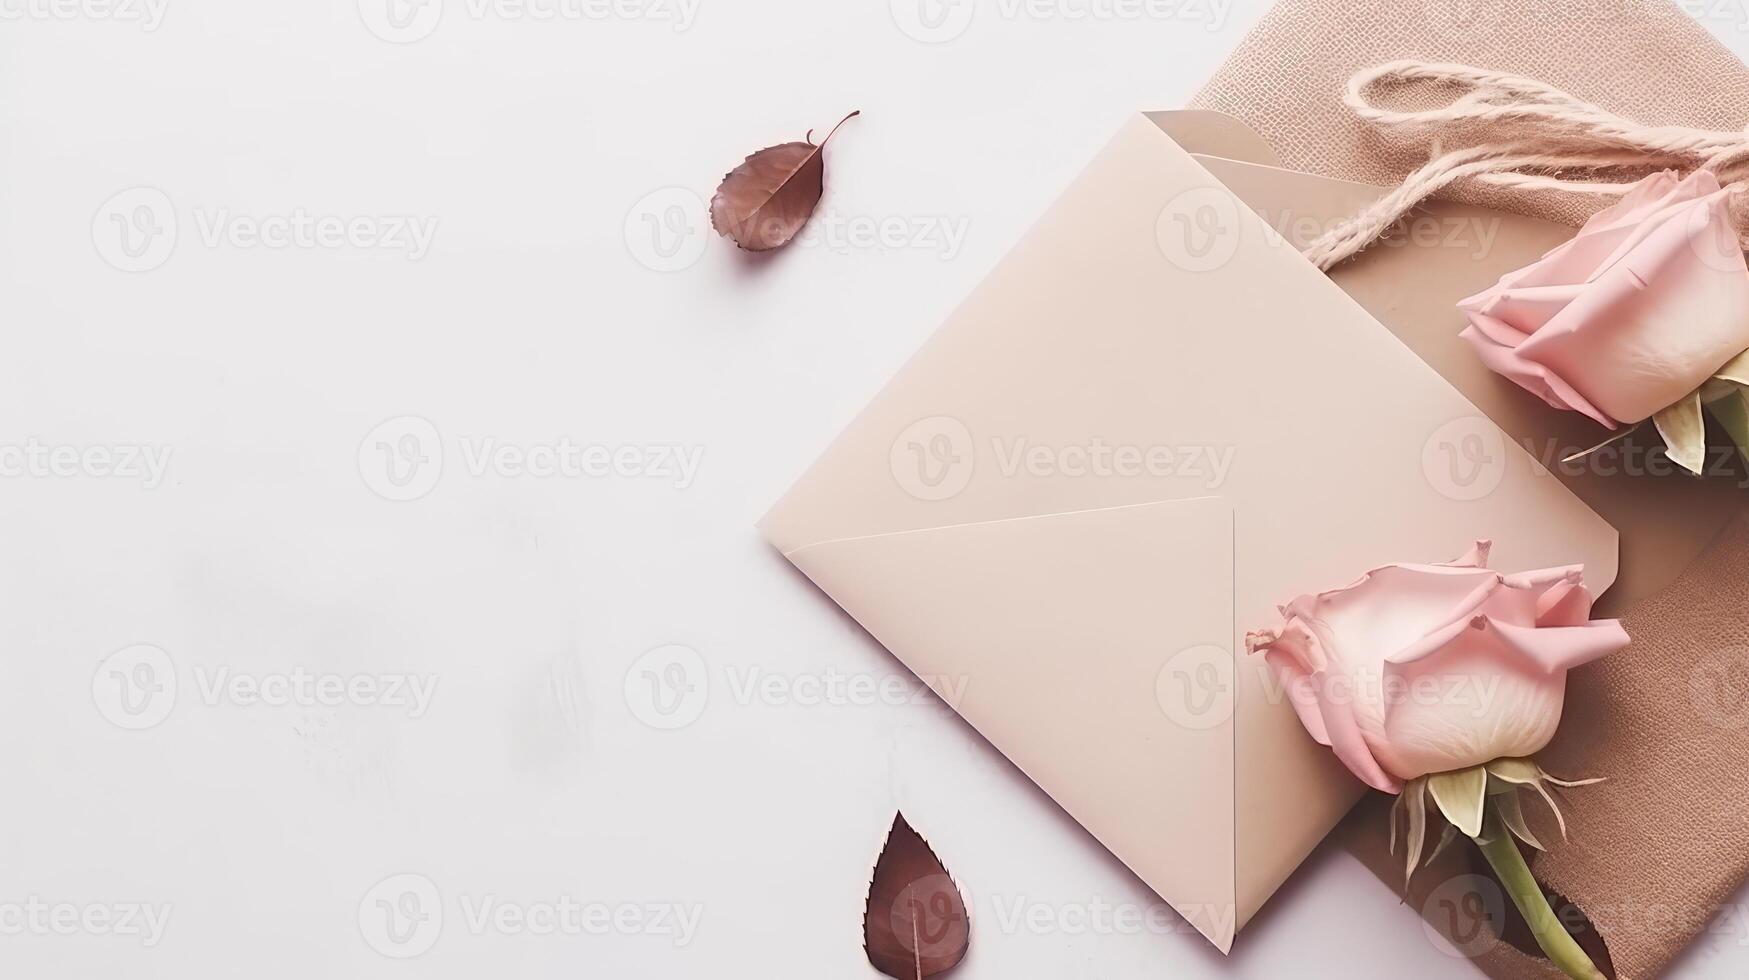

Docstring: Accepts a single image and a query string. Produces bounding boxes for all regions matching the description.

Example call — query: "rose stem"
[1474,810,1604,980]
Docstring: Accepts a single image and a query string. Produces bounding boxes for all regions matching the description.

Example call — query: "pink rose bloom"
[1245,542,1629,794]
[1459,170,1749,428]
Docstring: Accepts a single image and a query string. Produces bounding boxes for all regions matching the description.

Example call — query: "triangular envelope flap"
[787,499,1241,951]
[1185,151,1739,610]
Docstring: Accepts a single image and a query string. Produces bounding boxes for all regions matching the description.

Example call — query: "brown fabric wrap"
[1194,2,1749,976]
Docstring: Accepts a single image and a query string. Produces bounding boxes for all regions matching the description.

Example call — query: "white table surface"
[5,1,1749,976]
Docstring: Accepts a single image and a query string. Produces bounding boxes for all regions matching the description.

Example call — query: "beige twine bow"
[1304,60,1749,270]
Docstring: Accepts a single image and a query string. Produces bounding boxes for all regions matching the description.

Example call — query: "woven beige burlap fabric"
[1193,0,1749,229]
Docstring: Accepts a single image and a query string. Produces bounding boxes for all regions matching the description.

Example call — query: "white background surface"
[5,0,1749,977]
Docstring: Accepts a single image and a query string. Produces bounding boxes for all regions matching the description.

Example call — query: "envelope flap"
[790,498,1241,951]
[1183,152,1742,610]
[1144,109,1282,169]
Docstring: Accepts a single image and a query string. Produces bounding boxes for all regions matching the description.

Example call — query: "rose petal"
[1486,618,1631,674]
[1311,672,1402,794]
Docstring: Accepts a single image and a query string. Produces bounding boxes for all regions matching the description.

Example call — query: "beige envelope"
[760,113,1620,952]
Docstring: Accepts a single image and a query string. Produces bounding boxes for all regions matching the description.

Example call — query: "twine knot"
[1304,60,1749,270]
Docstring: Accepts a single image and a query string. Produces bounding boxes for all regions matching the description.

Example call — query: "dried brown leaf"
[863,812,969,979]
[710,111,858,251]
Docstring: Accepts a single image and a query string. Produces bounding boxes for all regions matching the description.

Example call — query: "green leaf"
[1428,766,1488,838]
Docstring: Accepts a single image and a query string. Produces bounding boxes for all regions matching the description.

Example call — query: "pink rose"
[1245,542,1629,794]
[1459,170,1749,428]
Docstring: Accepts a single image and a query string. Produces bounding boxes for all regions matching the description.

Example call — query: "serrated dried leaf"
[864,813,969,980]
[710,111,858,252]
[1428,766,1488,838]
